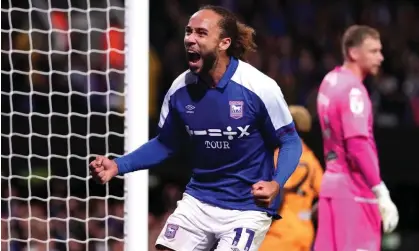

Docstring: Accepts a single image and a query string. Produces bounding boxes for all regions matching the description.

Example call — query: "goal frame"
[124,0,149,250]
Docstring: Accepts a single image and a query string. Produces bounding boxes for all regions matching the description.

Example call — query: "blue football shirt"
[155,57,300,217]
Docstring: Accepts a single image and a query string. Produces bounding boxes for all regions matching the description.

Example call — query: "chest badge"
[229,101,244,119]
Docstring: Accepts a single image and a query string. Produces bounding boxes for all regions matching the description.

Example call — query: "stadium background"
[1,0,419,250]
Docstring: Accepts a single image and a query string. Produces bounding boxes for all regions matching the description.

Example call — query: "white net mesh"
[1,0,126,250]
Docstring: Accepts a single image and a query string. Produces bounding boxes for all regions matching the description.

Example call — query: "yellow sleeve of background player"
[283,167,302,189]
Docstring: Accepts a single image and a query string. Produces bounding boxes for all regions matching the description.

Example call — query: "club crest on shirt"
[229,101,244,119]
[164,223,179,239]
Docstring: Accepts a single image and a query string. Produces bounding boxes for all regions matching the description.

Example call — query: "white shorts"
[155,193,272,251]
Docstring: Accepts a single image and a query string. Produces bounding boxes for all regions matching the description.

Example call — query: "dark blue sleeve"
[115,99,187,175]
[115,137,174,175]
[257,82,302,187]
[272,123,302,186]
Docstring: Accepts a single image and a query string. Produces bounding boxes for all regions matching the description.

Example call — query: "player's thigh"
[214,211,272,251]
[155,221,212,251]
[155,194,215,251]
[332,198,381,251]
[313,197,336,251]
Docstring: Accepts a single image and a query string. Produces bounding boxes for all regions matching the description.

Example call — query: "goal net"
[1,0,137,250]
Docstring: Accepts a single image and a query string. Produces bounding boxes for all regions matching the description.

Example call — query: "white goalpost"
[124,0,149,250]
[1,0,149,250]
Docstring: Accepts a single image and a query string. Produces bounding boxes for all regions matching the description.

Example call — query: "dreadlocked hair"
[199,5,257,62]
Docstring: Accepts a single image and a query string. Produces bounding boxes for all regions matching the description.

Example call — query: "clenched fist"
[251,180,280,208]
[89,156,119,184]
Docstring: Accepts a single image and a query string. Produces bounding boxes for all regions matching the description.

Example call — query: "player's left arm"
[341,87,382,188]
[259,81,303,187]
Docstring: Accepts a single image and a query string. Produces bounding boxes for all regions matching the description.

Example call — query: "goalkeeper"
[314,25,398,251]
[90,5,302,251]
[259,105,323,251]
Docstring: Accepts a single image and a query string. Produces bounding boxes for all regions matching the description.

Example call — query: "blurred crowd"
[150,0,419,128]
[5,0,417,128]
[1,0,126,118]
[1,179,183,251]
[2,0,419,250]
[1,184,124,251]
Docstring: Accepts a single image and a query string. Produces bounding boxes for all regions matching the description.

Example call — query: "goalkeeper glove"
[372,182,399,233]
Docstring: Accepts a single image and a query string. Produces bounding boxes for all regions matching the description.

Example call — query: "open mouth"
[187,51,201,63]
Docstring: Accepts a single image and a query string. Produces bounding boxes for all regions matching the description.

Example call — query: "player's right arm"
[114,99,186,175]
[90,76,188,182]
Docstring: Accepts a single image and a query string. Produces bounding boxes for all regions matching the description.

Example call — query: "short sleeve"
[156,76,189,151]
[257,80,294,147]
[340,87,371,139]
[157,99,187,151]
[259,82,293,131]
